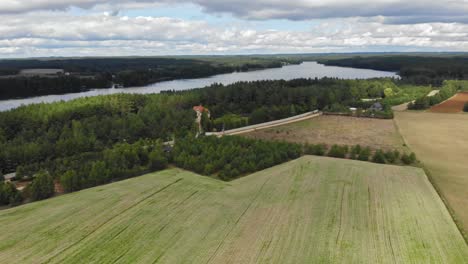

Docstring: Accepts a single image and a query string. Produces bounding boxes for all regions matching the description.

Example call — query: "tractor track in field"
[204,173,274,264]
[43,178,183,264]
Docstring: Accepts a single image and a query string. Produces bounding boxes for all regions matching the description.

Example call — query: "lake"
[0,61,398,111]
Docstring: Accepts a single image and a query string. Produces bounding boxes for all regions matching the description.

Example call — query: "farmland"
[0,156,466,263]
[430,92,468,113]
[244,115,407,151]
[395,111,468,238]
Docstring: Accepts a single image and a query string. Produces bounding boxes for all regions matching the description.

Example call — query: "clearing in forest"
[395,111,468,238]
[0,156,466,263]
[430,92,468,113]
[244,115,407,151]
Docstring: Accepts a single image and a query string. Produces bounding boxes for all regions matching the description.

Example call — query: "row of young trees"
[172,136,302,180]
[304,143,416,165]
[172,136,418,181]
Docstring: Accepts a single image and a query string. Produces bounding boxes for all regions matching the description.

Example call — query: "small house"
[369,102,383,112]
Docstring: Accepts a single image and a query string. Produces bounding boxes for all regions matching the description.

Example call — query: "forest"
[0,77,419,206]
[319,55,468,85]
[0,57,295,99]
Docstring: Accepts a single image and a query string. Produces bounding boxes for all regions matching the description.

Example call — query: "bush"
[149,150,168,170]
[401,152,417,165]
[30,171,55,201]
[357,147,371,161]
[0,182,22,206]
[350,145,362,160]
[327,145,348,158]
[304,144,327,156]
[384,150,396,163]
[372,150,386,164]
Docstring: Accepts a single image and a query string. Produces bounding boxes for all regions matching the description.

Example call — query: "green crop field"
[0,156,466,263]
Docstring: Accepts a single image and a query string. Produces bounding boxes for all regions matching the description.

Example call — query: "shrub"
[350,145,362,160]
[30,171,55,201]
[357,147,371,161]
[372,150,386,164]
[327,145,348,158]
[384,150,396,163]
[401,153,417,165]
[149,150,168,170]
[304,144,327,156]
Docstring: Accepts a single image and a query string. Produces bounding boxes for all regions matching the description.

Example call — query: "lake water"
[0,61,397,111]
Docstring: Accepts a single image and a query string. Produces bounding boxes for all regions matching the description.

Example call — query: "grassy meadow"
[244,115,408,151]
[0,156,466,263]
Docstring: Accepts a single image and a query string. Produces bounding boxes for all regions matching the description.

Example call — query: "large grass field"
[395,111,468,238]
[244,115,407,151]
[0,156,466,263]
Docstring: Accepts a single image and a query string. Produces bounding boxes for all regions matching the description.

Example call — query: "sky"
[0,0,467,58]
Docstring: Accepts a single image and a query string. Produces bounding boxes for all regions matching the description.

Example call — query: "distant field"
[0,156,466,263]
[244,115,407,151]
[395,111,468,238]
[431,92,468,113]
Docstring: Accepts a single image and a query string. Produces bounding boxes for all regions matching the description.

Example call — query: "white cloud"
[0,11,466,57]
[0,1,467,23]
[0,1,467,57]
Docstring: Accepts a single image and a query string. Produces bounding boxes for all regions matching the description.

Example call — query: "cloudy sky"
[0,0,467,57]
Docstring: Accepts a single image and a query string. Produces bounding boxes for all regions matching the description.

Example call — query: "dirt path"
[206,111,322,137]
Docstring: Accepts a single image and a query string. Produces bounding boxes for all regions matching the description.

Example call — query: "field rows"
[0,156,466,263]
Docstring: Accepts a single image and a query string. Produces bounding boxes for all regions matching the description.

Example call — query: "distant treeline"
[0,57,292,99]
[319,56,468,85]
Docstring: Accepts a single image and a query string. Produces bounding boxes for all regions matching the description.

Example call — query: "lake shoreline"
[0,62,398,112]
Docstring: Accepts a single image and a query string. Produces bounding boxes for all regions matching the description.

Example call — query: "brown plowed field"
[430,92,468,113]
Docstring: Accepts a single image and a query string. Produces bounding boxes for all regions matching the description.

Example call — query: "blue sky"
[0,0,466,57]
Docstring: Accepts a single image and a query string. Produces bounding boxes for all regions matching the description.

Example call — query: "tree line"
[408,80,468,110]
[1,133,417,207]
[319,56,468,86]
[0,57,293,100]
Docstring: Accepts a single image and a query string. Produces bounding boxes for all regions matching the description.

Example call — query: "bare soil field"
[430,92,468,113]
[244,115,407,151]
[395,111,468,237]
[0,156,466,263]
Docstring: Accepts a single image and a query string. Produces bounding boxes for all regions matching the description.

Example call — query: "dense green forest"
[172,136,302,180]
[0,77,422,206]
[0,78,401,171]
[319,56,468,85]
[0,57,295,99]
